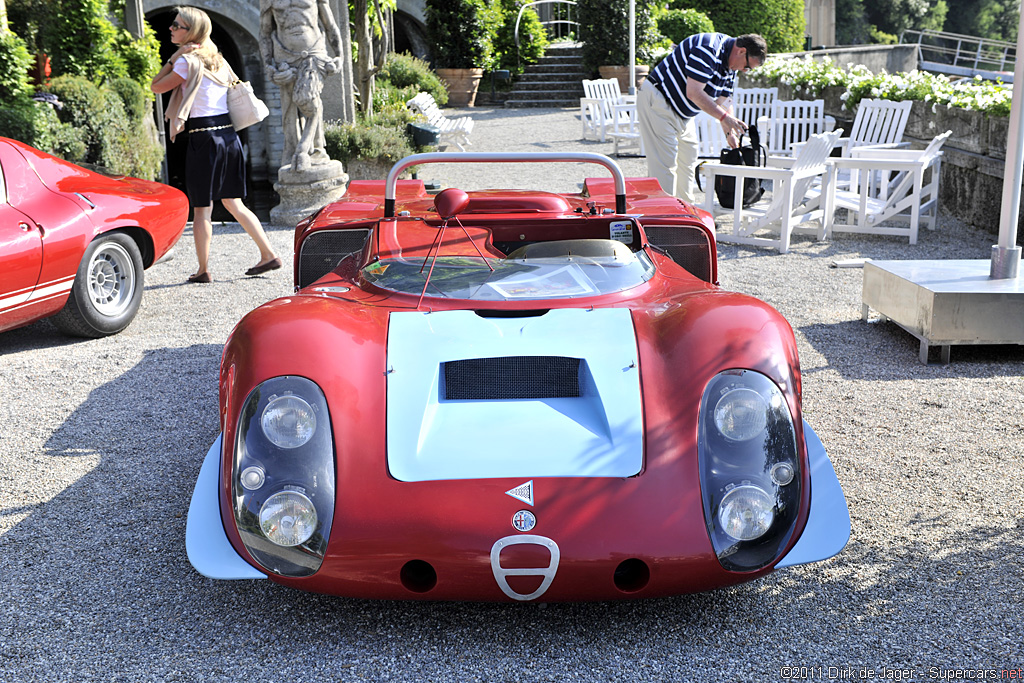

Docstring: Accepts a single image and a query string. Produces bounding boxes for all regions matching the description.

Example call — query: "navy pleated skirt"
[185,113,246,206]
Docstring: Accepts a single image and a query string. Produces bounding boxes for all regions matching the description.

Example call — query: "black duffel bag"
[697,123,766,209]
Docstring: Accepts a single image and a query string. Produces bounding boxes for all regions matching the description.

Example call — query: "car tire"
[52,232,145,338]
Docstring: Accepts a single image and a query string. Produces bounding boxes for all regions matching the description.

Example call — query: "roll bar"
[384,152,628,217]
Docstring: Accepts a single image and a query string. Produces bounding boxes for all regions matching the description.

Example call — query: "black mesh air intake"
[443,356,581,400]
[644,225,713,282]
[298,229,370,288]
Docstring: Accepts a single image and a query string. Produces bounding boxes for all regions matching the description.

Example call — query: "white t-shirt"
[173,58,229,118]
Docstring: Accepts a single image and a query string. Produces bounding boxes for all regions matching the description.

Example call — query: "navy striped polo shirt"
[647,33,738,120]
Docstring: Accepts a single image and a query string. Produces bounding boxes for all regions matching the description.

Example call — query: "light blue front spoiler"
[776,421,851,568]
[186,435,267,580]
[185,422,850,581]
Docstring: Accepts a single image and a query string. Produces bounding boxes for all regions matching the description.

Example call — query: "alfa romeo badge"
[511,510,537,532]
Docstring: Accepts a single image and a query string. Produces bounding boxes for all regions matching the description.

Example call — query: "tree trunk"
[353,0,374,117]
[336,0,356,123]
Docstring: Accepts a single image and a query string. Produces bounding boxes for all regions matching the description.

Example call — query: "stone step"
[504,42,585,109]
[508,87,582,99]
[514,80,584,91]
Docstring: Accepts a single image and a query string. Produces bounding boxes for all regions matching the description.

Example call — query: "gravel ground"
[1,106,1022,682]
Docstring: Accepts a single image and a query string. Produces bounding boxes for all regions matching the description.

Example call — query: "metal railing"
[900,29,1016,83]
[515,0,579,48]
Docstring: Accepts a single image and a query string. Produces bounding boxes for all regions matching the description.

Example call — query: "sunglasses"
[171,20,190,31]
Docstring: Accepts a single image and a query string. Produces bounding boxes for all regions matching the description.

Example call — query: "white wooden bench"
[406,92,474,152]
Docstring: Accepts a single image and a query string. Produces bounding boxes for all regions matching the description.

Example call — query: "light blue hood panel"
[387,308,643,482]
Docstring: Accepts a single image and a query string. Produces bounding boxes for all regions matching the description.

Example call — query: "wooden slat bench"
[406,92,474,152]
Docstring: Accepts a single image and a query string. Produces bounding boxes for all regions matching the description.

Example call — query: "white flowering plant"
[750,57,1012,117]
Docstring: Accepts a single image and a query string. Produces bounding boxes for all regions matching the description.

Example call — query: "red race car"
[187,152,849,602]
[0,137,187,337]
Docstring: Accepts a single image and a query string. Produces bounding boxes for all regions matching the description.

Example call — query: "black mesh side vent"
[645,225,712,282]
[298,229,370,288]
[443,356,581,400]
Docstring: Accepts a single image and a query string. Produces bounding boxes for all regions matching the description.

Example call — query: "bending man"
[638,33,767,203]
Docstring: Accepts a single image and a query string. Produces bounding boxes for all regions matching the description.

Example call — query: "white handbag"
[225,67,269,131]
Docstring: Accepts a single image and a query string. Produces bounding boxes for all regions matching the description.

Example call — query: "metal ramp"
[901,29,1015,83]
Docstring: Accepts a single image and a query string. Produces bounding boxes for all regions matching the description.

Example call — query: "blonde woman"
[151,6,280,283]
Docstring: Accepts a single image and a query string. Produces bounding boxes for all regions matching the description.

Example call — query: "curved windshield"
[362,240,655,301]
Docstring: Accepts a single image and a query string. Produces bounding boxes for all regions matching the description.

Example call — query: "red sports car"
[0,137,187,337]
[187,152,849,602]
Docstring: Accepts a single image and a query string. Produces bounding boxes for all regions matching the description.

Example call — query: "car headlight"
[261,395,317,449]
[232,376,334,577]
[698,370,801,572]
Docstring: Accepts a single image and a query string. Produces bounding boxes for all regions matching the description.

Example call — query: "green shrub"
[680,0,805,54]
[379,52,448,106]
[425,0,492,69]
[490,0,549,75]
[577,0,659,75]
[656,9,715,44]
[45,74,162,179]
[0,98,87,159]
[107,77,149,121]
[324,120,416,164]
[0,29,35,105]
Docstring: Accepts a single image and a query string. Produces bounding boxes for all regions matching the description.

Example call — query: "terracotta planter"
[437,68,484,108]
[598,65,649,93]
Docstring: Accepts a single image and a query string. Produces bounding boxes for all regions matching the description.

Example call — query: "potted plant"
[578,0,657,93]
[425,0,493,107]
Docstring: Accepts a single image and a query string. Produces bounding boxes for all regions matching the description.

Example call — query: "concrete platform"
[861,259,1024,364]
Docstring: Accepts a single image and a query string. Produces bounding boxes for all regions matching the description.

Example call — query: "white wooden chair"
[826,130,952,244]
[695,111,729,158]
[607,103,645,156]
[757,99,834,156]
[694,90,776,159]
[700,129,843,253]
[733,87,778,127]
[580,78,636,142]
[406,92,474,152]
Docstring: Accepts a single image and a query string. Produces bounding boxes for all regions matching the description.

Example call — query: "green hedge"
[674,0,805,54]
[378,52,448,107]
[324,121,415,165]
[656,9,715,45]
[425,0,491,69]
[39,75,163,179]
[490,0,550,76]
[578,0,659,74]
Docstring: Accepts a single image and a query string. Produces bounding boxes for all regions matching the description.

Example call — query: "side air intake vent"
[298,229,371,288]
[443,356,581,400]
[645,225,712,282]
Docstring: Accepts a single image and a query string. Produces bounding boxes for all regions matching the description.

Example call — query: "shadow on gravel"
[799,319,1024,380]
[3,340,1021,676]
[0,319,72,354]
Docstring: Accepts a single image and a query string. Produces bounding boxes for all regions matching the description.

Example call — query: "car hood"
[385,308,643,482]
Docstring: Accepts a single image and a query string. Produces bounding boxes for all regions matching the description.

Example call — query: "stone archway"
[393,10,429,60]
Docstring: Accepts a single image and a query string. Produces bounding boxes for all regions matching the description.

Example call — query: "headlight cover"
[698,370,801,571]
[232,376,334,577]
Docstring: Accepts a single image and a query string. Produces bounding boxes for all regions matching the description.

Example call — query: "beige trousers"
[637,80,699,203]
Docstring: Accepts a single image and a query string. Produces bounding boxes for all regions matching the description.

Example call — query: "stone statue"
[259,0,344,172]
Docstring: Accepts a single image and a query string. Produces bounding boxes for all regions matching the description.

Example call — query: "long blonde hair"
[175,6,225,73]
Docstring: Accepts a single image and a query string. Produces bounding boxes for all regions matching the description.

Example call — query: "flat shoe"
[187,271,212,283]
[246,257,283,276]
